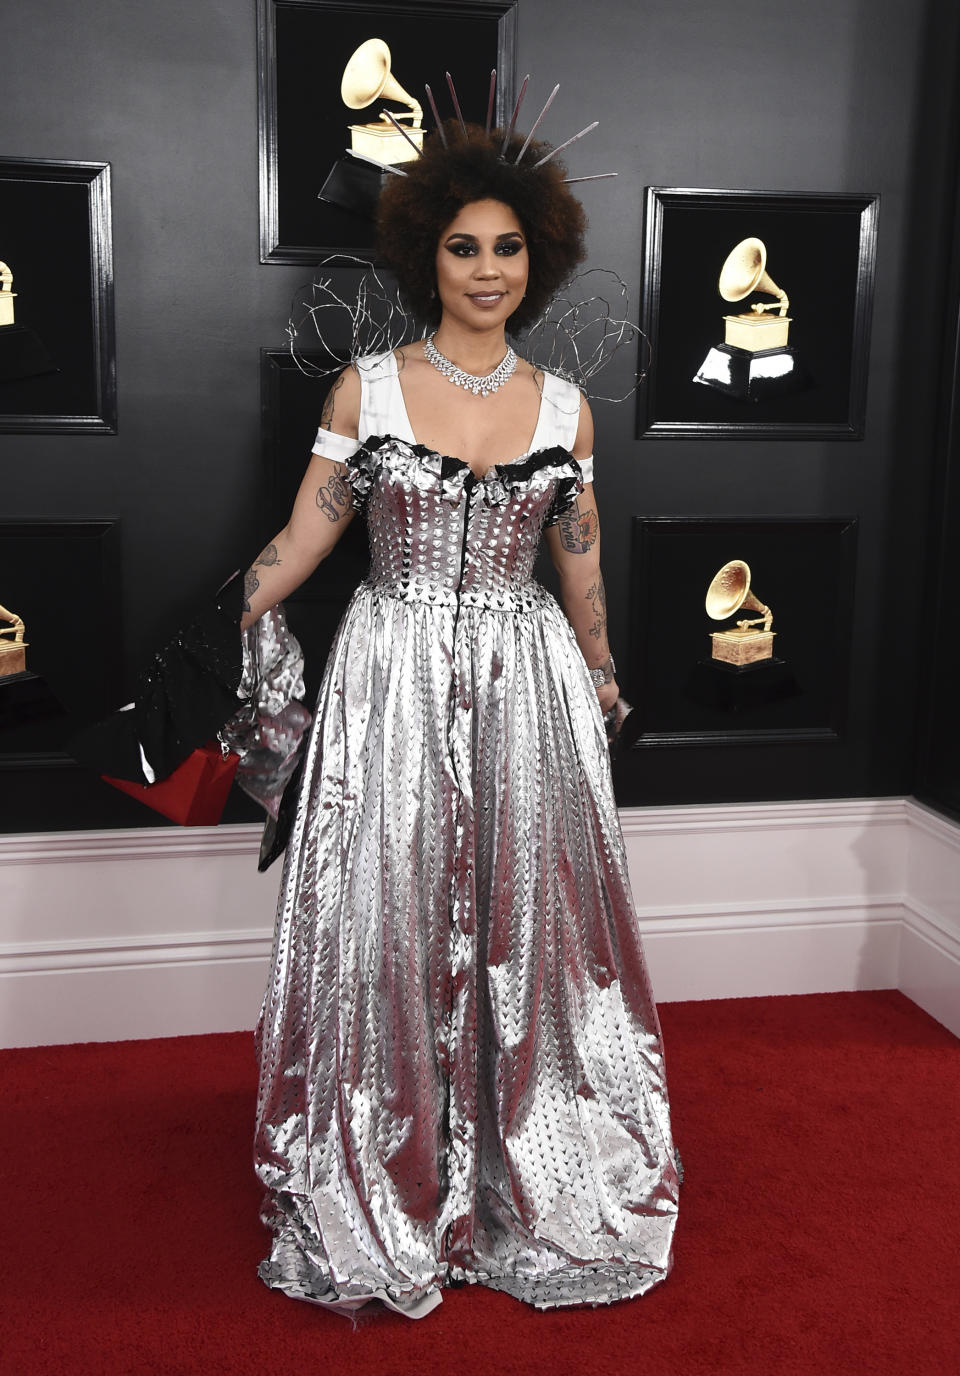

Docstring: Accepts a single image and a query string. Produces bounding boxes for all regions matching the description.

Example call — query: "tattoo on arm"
[316,462,350,521]
[557,502,599,554]
[243,543,281,613]
[319,373,345,432]
[585,575,607,640]
[253,542,281,568]
[242,567,260,613]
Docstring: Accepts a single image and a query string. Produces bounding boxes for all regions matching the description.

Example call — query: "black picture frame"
[637,188,879,440]
[258,0,518,263]
[627,517,858,748]
[0,519,122,769]
[0,159,116,433]
[260,349,369,700]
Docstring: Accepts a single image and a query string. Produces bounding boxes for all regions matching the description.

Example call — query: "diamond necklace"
[423,332,518,397]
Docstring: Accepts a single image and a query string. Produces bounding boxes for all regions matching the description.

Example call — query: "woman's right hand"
[596,680,619,716]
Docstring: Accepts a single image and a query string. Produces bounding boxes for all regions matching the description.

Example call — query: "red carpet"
[1,990,958,1375]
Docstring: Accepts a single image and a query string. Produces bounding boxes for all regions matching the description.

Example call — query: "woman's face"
[434,198,529,333]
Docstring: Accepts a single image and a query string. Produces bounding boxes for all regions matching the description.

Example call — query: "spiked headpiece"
[365,69,616,187]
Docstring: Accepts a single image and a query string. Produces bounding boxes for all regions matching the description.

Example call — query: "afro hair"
[376,121,587,332]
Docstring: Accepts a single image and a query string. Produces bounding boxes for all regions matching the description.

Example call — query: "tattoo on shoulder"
[316,461,350,521]
[319,372,346,432]
[557,502,599,554]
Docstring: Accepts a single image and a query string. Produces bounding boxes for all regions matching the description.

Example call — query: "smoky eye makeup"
[443,233,526,257]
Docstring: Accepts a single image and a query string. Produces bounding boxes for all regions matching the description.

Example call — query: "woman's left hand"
[596,681,619,715]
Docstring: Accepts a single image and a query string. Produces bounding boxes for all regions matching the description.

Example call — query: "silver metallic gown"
[252,352,680,1318]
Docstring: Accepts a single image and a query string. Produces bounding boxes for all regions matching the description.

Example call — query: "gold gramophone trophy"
[0,600,72,747]
[694,237,805,401]
[0,259,55,383]
[0,603,28,678]
[705,560,775,667]
[0,262,16,328]
[342,39,424,165]
[319,39,423,218]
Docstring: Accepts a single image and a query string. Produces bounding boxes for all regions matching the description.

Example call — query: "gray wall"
[1,0,956,827]
[524,0,958,804]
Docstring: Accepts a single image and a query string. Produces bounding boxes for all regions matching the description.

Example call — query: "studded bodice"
[311,352,593,609]
[347,438,587,607]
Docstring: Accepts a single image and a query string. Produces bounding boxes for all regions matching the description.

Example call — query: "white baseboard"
[1,797,958,1047]
[636,899,903,1003]
[0,823,277,1047]
[899,901,960,1039]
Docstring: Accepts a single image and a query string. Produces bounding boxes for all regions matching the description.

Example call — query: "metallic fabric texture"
[223,606,312,820]
[254,353,680,1319]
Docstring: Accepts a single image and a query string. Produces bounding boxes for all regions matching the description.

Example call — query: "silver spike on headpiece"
[382,108,425,159]
[499,73,529,155]
[484,69,497,137]
[423,84,447,148]
[445,71,467,136]
[529,121,599,168]
[358,154,409,177]
[564,173,618,184]
[514,83,560,164]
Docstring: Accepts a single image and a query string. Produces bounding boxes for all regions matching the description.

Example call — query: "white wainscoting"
[899,803,960,1037]
[1,797,958,1048]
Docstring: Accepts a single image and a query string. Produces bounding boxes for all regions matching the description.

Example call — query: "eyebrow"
[443,230,525,243]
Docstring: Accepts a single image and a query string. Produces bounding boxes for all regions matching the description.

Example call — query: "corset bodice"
[311,351,592,609]
[345,438,586,607]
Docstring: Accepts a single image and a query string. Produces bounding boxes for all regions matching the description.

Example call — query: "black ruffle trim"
[344,434,584,523]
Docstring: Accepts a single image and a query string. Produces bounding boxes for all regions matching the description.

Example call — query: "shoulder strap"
[536,370,583,452]
[358,350,411,443]
[311,355,392,460]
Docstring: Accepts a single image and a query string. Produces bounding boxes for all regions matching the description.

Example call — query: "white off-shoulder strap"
[538,370,593,482]
[311,352,404,460]
[358,351,410,442]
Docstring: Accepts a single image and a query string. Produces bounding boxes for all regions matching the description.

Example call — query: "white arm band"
[311,428,359,462]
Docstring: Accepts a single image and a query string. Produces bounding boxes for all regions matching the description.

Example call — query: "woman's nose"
[473,251,501,278]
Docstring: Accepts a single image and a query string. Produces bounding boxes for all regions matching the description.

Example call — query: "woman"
[241,121,681,1319]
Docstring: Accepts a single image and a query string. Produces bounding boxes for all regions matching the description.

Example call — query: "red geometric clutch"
[102,740,239,826]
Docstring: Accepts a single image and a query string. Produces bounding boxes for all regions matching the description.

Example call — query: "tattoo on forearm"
[242,567,259,613]
[585,575,607,640]
[316,462,350,521]
[319,373,345,432]
[253,542,281,568]
[557,502,599,554]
